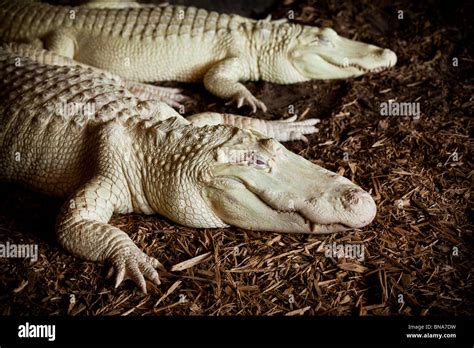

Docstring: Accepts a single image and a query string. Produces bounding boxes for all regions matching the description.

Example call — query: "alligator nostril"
[343,188,364,206]
[339,188,377,227]
[373,48,385,57]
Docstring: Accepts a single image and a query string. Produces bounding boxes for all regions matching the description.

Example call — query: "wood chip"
[154,281,182,307]
[285,306,311,316]
[338,263,368,273]
[170,252,211,272]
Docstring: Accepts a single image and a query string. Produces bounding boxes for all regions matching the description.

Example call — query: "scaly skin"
[4,42,320,141]
[0,46,377,292]
[0,0,397,112]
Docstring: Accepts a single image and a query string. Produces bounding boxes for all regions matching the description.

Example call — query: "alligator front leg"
[187,113,320,142]
[203,57,267,113]
[56,177,163,293]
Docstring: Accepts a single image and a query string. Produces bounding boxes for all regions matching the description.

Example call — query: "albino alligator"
[0,0,397,111]
[0,45,377,292]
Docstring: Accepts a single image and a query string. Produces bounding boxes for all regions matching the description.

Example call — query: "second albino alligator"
[0,0,397,111]
[0,46,376,292]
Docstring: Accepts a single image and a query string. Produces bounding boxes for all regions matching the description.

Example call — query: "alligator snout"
[376,48,397,67]
[342,188,371,206]
[340,188,377,228]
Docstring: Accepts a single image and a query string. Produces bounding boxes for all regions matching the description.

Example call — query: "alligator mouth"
[219,175,353,233]
[333,62,393,73]
[292,211,352,234]
[305,217,351,233]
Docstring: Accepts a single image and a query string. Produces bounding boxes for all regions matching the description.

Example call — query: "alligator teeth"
[303,217,319,232]
[336,63,392,73]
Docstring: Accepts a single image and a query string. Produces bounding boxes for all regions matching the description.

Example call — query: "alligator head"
[258,24,397,82]
[206,129,377,233]
[150,125,376,233]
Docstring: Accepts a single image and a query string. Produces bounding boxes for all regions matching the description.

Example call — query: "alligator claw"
[108,246,163,293]
[126,81,191,109]
[227,90,267,113]
[266,116,320,142]
[152,86,192,109]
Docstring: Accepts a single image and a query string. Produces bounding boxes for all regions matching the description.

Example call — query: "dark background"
[0,0,472,316]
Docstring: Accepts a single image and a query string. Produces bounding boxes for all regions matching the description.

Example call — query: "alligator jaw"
[329,49,398,75]
[332,61,395,74]
[289,26,398,80]
[206,133,377,233]
[260,207,360,234]
[307,220,351,234]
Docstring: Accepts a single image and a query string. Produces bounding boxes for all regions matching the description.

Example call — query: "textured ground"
[0,0,472,315]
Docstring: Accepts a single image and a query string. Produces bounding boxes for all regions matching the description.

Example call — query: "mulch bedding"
[0,0,472,316]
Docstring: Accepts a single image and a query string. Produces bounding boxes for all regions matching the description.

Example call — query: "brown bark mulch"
[0,0,472,315]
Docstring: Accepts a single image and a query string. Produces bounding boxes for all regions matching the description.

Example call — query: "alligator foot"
[187,113,320,142]
[107,245,165,293]
[125,80,191,108]
[226,89,267,113]
[263,115,320,142]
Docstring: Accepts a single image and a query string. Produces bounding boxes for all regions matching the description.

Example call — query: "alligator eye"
[317,34,332,46]
[253,154,269,169]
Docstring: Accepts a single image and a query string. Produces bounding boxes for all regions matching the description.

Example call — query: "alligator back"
[0,1,254,42]
[0,47,141,196]
[0,1,259,81]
